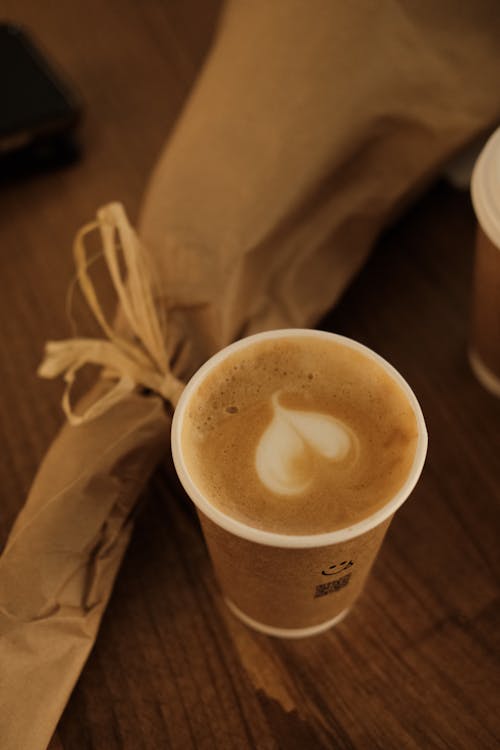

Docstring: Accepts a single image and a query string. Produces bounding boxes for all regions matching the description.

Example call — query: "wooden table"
[1,2,499,748]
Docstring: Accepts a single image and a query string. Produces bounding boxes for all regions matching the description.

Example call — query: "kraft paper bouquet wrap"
[1,2,499,748]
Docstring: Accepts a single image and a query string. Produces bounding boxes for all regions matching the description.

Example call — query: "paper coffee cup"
[171,330,427,638]
[470,126,500,397]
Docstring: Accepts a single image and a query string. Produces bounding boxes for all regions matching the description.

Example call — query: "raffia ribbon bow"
[38,202,184,425]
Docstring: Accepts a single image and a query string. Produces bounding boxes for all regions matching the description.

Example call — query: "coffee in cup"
[181,334,419,535]
[172,330,427,637]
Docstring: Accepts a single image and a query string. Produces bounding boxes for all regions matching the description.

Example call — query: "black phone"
[0,22,82,177]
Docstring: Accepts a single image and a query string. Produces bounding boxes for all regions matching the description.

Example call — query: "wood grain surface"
[1,2,499,749]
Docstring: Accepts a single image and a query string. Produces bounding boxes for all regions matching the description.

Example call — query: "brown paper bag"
[0,392,169,750]
[141,0,500,371]
[1,2,499,748]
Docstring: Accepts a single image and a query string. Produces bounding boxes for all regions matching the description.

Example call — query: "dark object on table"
[0,22,82,180]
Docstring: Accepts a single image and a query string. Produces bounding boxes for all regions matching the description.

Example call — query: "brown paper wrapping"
[140,0,500,372]
[0,390,170,750]
[1,1,500,747]
[200,514,392,631]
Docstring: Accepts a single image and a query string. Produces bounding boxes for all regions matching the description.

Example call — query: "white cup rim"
[471,125,500,250]
[171,329,428,548]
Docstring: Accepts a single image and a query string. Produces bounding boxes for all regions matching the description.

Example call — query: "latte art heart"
[181,335,420,535]
[255,393,356,495]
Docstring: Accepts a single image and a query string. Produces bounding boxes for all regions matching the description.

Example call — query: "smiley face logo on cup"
[321,560,353,576]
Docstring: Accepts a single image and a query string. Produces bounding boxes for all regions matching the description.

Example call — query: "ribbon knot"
[38,202,184,425]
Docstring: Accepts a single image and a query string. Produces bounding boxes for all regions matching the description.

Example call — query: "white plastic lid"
[471,126,500,248]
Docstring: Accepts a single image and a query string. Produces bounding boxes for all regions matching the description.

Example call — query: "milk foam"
[255,392,355,495]
[182,336,419,534]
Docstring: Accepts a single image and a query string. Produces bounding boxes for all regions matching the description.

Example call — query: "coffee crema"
[181,336,419,535]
